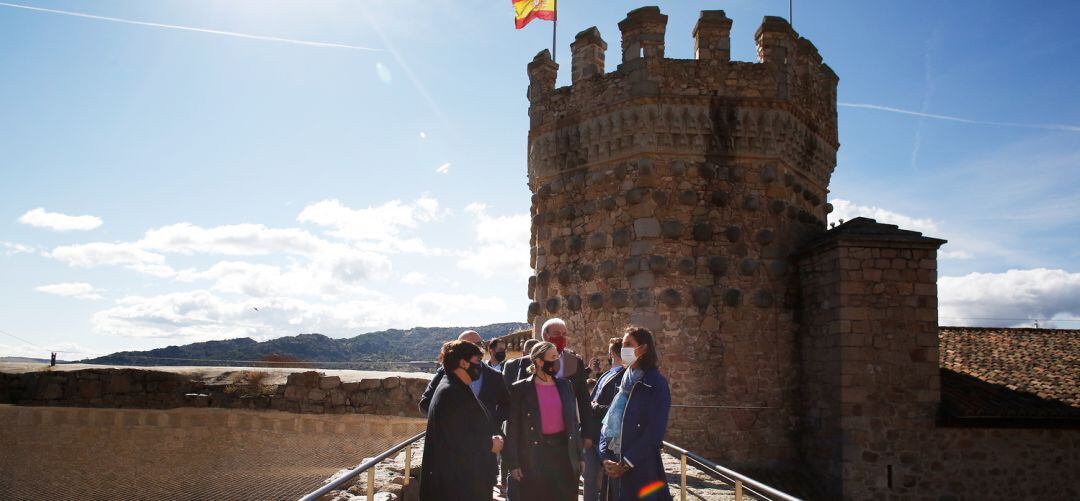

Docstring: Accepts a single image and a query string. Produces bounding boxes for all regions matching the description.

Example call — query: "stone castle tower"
[525,7,839,466]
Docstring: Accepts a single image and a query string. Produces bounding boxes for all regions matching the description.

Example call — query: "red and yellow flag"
[512,0,556,29]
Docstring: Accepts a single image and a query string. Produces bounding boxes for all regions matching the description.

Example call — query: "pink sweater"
[535,382,565,434]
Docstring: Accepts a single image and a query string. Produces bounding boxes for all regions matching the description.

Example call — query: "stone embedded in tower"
[525,7,839,467]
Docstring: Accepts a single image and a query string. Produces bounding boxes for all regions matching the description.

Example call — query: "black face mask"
[494,351,507,363]
[465,361,482,380]
[542,360,559,376]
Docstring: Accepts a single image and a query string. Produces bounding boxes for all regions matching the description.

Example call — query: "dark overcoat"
[419,372,498,501]
[503,375,584,478]
[501,355,530,388]
[418,364,510,433]
[559,349,596,439]
[598,367,673,501]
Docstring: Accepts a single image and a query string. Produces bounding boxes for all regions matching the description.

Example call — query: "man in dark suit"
[419,330,510,432]
[584,337,627,501]
[501,338,539,389]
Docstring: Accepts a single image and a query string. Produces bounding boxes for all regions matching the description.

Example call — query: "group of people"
[418,318,673,501]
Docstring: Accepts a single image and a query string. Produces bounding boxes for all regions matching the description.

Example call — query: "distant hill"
[0,356,68,364]
[80,322,530,370]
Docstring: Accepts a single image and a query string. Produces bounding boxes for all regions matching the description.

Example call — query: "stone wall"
[524,7,838,466]
[0,368,428,418]
[0,404,425,500]
[797,219,1079,500]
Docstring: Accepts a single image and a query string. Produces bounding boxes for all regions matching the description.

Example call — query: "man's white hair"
[540,318,566,339]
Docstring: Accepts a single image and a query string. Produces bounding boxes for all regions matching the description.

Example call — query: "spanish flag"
[513,0,556,29]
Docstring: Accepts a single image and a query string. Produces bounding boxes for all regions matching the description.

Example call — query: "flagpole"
[552,0,558,63]
[789,0,793,28]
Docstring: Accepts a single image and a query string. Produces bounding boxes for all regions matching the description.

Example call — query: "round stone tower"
[525,7,838,466]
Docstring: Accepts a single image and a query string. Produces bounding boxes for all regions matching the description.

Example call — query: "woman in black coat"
[420,340,504,501]
[504,341,584,501]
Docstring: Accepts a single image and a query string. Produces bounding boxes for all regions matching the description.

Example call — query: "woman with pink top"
[504,341,585,501]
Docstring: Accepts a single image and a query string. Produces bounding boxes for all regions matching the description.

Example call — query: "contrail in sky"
[839,102,1080,133]
[0,1,381,52]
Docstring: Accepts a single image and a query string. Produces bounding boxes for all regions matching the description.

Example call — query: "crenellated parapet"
[527,10,839,199]
[524,7,841,467]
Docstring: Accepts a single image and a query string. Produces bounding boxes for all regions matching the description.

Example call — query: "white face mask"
[621,346,637,366]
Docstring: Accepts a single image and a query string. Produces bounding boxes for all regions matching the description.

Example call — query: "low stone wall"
[0,404,425,500]
[0,367,429,418]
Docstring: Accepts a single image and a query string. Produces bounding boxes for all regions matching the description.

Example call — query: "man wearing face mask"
[540,318,595,445]
[420,340,503,501]
[504,341,584,501]
[419,331,511,437]
[487,338,508,372]
[583,337,627,501]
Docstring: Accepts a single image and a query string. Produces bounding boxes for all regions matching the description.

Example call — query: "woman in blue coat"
[599,326,673,501]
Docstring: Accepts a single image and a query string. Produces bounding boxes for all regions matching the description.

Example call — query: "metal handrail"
[298,431,426,501]
[662,441,802,501]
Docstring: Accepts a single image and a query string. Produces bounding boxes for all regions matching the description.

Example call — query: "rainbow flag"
[512,0,556,29]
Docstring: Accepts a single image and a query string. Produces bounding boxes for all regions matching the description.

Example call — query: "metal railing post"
[403,445,412,487]
[298,431,426,501]
[679,452,687,501]
[660,441,802,501]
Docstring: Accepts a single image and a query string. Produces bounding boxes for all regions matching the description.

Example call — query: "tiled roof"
[939,326,1080,422]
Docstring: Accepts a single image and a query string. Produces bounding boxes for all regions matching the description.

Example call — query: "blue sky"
[1,0,1078,358]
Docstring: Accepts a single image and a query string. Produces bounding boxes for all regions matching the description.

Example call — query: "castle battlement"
[524,7,841,467]
[527,9,838,195]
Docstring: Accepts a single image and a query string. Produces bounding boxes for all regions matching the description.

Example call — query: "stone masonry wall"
[524,8,838,466]
[0,404,425,500]
[797,220,1078,500]
[0,368,428,418]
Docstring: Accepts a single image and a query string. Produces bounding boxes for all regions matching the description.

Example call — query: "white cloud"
[436,163,450,174]
[939,268,1080,327]
[940,250,973,260]
[297,197,446,253]
[140,223,326,256]
[18,207,102,231]
[50,242,165,268]
[457,204,532,279]
[91,289,510,341]
[829,199,938,235]
[190,248,391,298]
[35,282,105,300]
[2,241,36,255]
[829,198,973,260]
[401,272,428,285]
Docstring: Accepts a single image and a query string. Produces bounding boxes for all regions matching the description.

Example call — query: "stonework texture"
[0,367,428,418]
[523,7,1077,500]
[525,8,837,468]
[0,404,424,500]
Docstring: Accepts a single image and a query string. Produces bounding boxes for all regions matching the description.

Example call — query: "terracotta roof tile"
[939,327,1080,419]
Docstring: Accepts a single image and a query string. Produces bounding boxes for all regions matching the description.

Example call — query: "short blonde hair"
[526,341,557,374]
